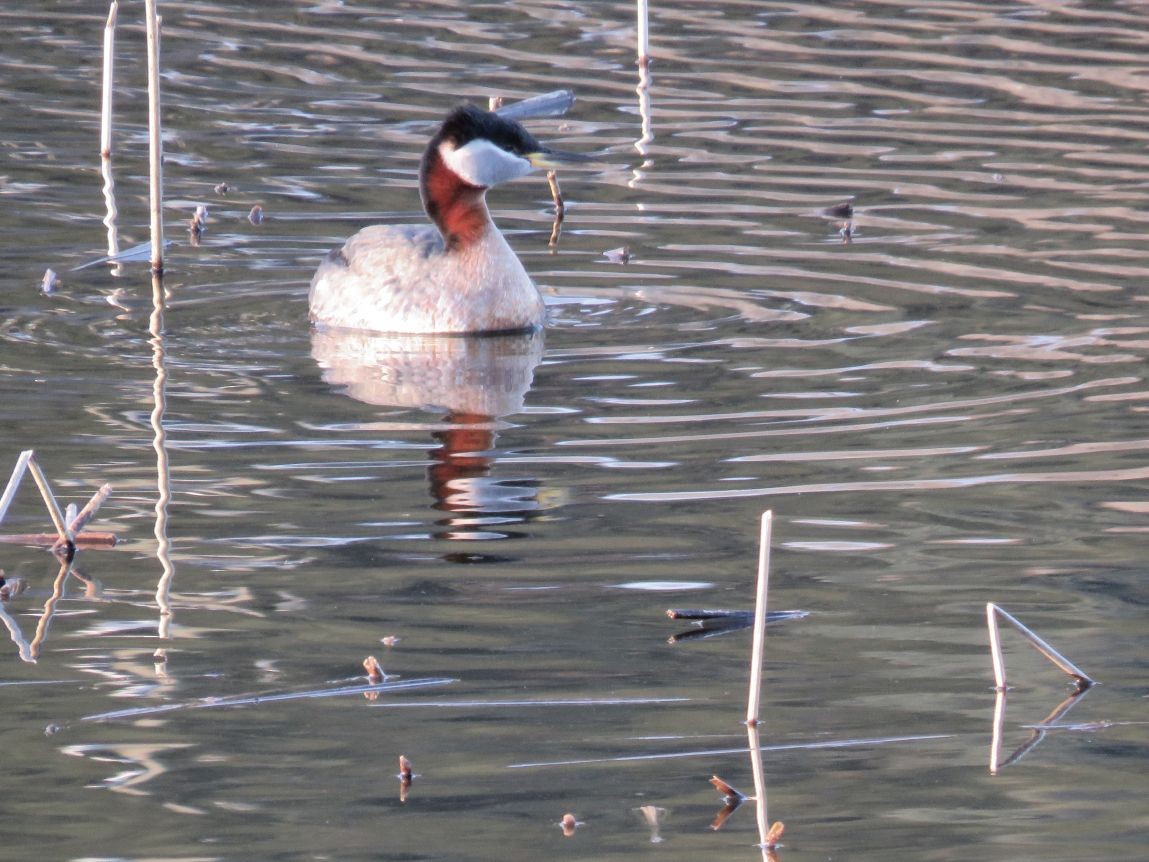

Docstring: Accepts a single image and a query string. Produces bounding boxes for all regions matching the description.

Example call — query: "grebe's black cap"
[434,103,594,166]
[434,104,543,157]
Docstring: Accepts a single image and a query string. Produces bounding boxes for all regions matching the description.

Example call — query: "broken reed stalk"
[100,1,118,158]
[1,451,71,546]
[745,510,773,726]
[52,483,113,553]
[636,0,650,68]
[0,450,35,526]
[144,0,164,274]
[986,602,1094,690]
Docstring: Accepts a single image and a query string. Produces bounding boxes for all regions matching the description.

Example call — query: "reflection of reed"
[989,684,1093,774]
[99,156,122,276]
[631,55,653,190]
[150,273,175,641]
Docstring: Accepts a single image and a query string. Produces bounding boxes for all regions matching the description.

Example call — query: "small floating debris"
[602,246,632,264]
[41,269,58,295]
[822,201,854,243]
[380,635,400,647]
[189,205,208,244]
[0,574,27,602]
[709,774,746,803]
[559,812,582,837]
[764,820,785,849]
[214,181,231,195]
[397,754,415,801]
[248,204,264,225]
[636,805,666,844]
[363,655,386,684]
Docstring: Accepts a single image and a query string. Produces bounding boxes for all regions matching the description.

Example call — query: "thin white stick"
[100,1,118,158]
[144,3,164,274]
[746,511,772,725]
[0,450,35,526]
[986,602,1006,690]
[983,606,1089,689]
[26,456,71,543]
[636,0,650,66]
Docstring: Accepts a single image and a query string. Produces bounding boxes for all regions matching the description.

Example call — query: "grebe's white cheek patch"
[440,139,533,188]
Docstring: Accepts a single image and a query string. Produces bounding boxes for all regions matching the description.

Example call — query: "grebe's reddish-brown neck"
[420,148,491,249]
[418,104,546,250]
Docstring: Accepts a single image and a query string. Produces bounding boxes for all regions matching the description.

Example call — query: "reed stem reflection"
[150,273,175,640]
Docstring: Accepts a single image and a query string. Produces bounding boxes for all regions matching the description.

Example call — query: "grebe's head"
[430,104,587,189]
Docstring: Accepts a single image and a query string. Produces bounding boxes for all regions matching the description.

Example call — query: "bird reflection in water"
[310,327,547,561]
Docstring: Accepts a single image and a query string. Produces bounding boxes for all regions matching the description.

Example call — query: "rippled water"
[3,2,1149,859]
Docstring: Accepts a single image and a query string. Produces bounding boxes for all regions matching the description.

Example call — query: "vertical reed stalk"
[746,721,770,855]
[100,2,118,158]
[746,510,773,725]
[144,1,164,274]
[986,602,1006,690]
[636,0,650,68]
[0,451,36,525]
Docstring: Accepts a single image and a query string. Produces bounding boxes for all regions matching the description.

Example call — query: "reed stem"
[746,511,772,725]
[144,2,164,274]
[100,2,118,158]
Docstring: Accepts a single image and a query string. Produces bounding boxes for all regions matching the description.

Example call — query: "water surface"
[2,2,1148,860]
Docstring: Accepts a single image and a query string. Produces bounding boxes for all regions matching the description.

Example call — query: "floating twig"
[0,532,116,550]
[985,602,1094,690]
[547,169,564,248]
[41,269,58,295]
[746,511,772,726]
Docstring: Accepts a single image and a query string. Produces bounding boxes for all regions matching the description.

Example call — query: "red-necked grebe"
[309,103,588,335]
